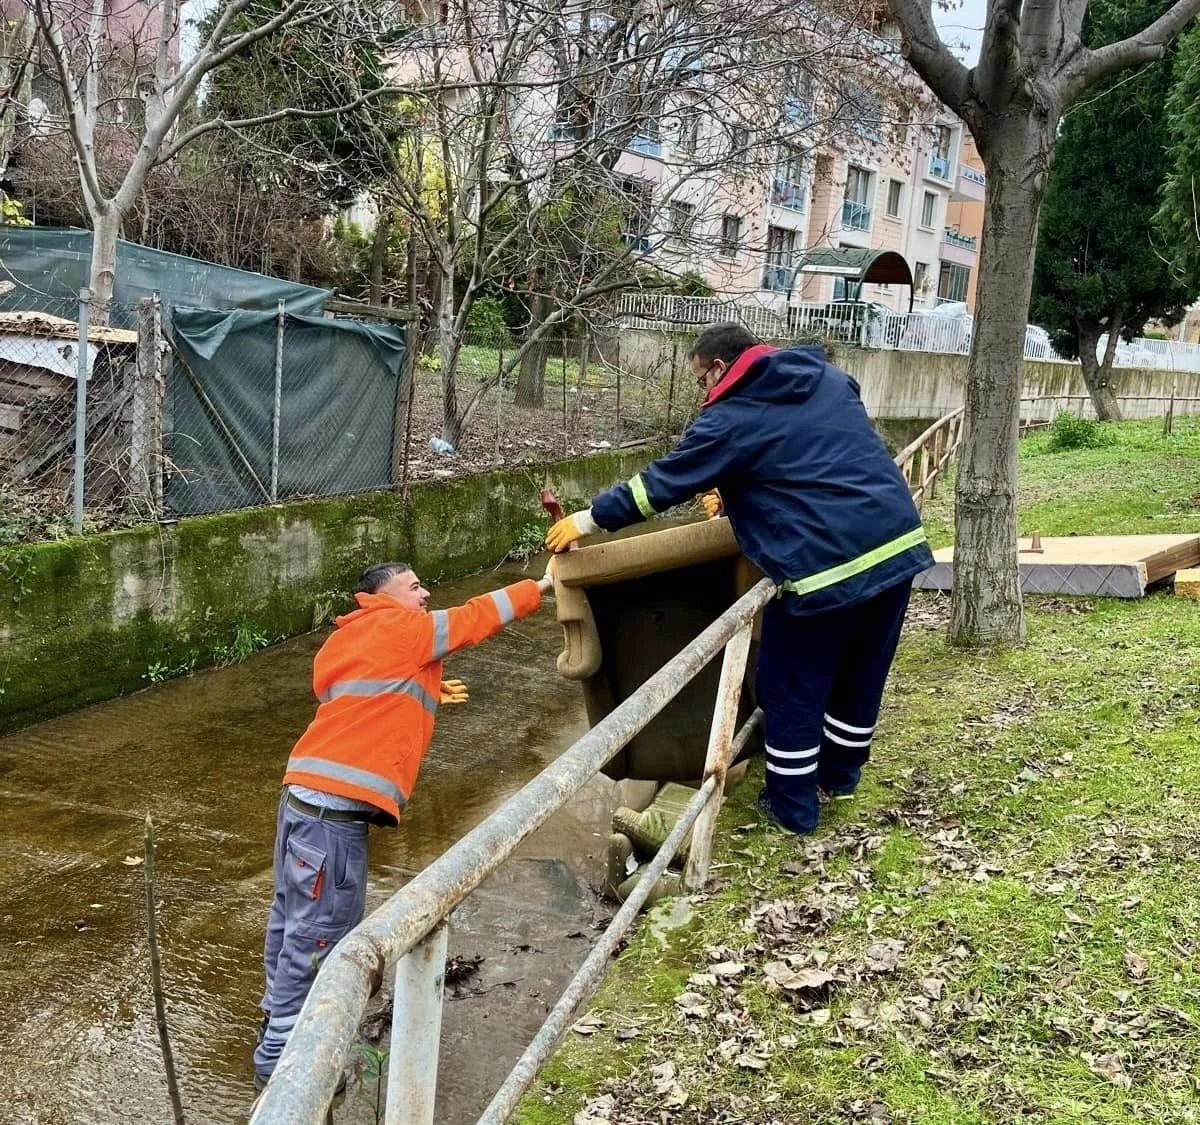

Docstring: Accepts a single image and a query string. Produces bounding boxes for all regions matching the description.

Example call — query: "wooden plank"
[913,534,1200,599]
[0,402,23,431]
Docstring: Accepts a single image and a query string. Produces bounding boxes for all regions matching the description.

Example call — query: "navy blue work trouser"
[756,580,911,833]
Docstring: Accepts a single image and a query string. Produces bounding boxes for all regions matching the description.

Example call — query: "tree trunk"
[88,205,122,326]
[437,270,463,444]
[0,11,35,181]
[1077,319,1124,421]
[369,210,392,306]
[514,291,551,408]
[950,119,1057,648]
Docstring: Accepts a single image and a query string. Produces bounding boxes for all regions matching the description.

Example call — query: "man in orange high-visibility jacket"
[253,561,553,1089]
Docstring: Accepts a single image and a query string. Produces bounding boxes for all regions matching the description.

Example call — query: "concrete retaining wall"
[0,448,659,733]
[618,328,1200,421]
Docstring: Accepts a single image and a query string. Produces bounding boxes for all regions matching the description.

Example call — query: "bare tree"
[886,0,1200,647]
[23,0,400,322]
[381,0,929,443]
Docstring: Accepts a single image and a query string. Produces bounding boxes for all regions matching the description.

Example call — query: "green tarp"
[167,307,407,516]
[0,226,329,320]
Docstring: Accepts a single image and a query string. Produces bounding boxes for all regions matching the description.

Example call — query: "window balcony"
[952,163,986,202]
[761,265,792,292]
[943,228,977,251]
[927,154,952,181]
[842,199,872,231]
[626,134,662,158]
[771,179,807,210]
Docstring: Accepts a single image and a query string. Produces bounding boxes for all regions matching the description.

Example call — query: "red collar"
[703,344,777,406]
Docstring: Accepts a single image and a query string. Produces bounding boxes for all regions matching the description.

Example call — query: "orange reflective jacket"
[282,579,543,824]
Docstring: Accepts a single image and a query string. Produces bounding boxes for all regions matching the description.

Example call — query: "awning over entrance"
[788,248,915,311]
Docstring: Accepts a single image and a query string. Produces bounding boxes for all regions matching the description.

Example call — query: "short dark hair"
[688,322,759,366]
[358,562,413,594]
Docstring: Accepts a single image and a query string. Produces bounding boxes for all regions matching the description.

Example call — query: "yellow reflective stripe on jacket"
[628,473,656,519]
[780,527,928,598]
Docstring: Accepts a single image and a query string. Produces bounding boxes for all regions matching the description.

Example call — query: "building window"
[669,200,696,245]
[772,146,807,210]
[730,125,751,154]
[840,81,883,142]
[762,225,797,290]
[619,178,652,251]
[718,214,743,259]
[928,124,952,179]
[676,105,700,154]
[938,261,971,303]
[886,179,903,218]
[920,191,936,229]
[784,64,814,124]
[914,260,929,295]
[843,165,873,231]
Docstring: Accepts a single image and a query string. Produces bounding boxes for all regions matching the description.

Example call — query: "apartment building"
[381,0,983,320]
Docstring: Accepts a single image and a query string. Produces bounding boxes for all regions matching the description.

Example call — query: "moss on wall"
[0,447,661,733]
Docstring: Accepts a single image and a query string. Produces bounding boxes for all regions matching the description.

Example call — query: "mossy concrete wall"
[0,448,659,733]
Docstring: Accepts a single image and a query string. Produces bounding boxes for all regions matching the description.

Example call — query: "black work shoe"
[256,1013,269,1046]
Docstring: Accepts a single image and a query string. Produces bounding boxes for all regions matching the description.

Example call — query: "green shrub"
[466,296,509,342]
[1047,411,1115,451]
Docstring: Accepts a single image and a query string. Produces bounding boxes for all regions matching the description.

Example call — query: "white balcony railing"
[842,199,871,230]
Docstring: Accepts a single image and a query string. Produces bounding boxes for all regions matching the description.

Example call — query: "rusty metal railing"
[251,576,776,1125]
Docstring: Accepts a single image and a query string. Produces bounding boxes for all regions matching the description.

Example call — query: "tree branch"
[1071,0,1200,99]
[886,0,973,119]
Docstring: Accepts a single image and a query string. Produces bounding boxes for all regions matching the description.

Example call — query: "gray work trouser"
[253,792,369,1081]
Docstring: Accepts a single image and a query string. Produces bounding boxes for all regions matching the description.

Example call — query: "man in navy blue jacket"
[545,322,933,835]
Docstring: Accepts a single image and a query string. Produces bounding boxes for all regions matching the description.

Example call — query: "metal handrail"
[252,576,777,1124]
[894,407,964,510]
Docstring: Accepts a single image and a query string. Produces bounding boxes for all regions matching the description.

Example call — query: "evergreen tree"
[1031,0,1191,421]
[1157,23,1200,303]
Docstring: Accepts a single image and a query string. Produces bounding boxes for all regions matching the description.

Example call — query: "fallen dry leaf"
[865,939,905,974]
[122,856,144,867]
[1087,1052,1132,1089]
[674,991,711,1018]
[1124,950,1149,982]
[571,1015,604,1036]
[762,962,834,992]
[573,1093,614,1125]
[920,977,944,1000]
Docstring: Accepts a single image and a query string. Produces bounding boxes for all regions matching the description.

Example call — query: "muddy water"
[0,561,623,1124]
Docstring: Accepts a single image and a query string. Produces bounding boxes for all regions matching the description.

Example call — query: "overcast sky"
[933,0,986,65]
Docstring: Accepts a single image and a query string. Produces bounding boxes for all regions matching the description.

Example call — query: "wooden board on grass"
[913,534,1200,598]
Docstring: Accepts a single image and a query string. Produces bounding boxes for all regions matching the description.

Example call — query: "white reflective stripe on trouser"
[317,677,439,714]
[823,728,873,748]
[488,588,515,624]
[431,610,451,659]
[287,756,408,809]
[824,713,876,736]
[766,743,819,776]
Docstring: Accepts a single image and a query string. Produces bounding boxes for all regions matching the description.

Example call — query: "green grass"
[516,415,1200,1125]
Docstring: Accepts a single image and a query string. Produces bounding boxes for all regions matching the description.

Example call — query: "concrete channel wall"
[618,328,1200,420]
[0,448,660,733]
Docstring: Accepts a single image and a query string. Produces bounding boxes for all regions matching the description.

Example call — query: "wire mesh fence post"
[271,299,285,503]
[615,338,623,445]
[132,295,164,518]
[667,339,678,432]
[562,329,568,456]
[495,334,504,458]
[73,287,91,533]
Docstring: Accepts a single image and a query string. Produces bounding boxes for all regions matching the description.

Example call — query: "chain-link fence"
[0,286,144,544]
[164,303,408,516]
[402,323,699,481]
[0,282,413,540]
